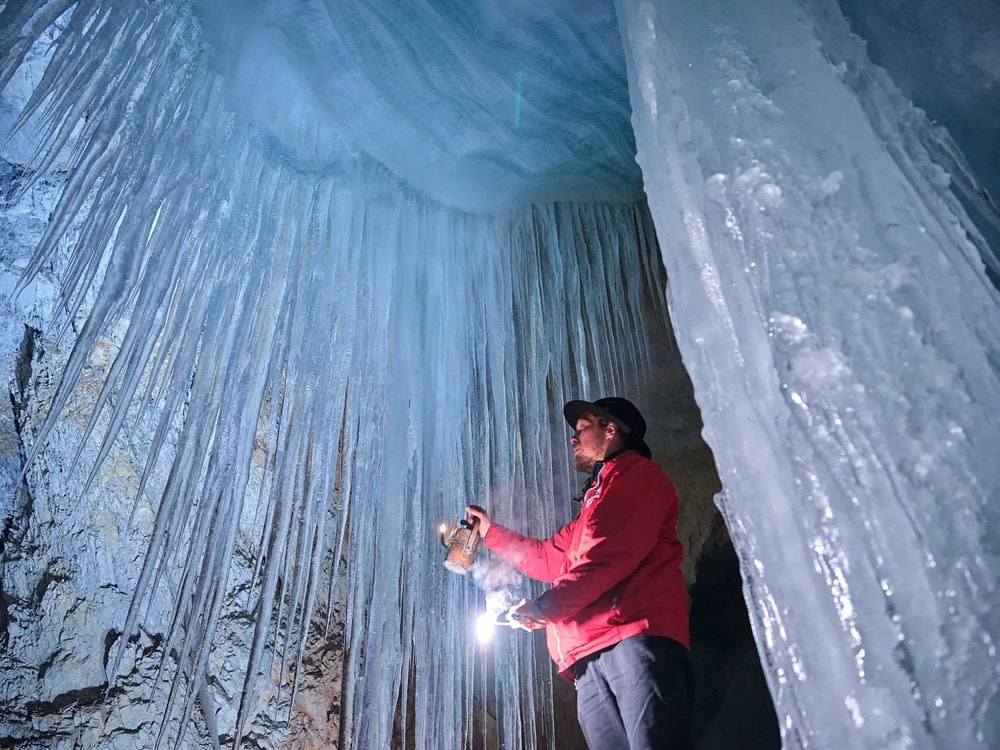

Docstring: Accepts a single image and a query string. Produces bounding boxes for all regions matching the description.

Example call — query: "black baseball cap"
[563,397,652,459]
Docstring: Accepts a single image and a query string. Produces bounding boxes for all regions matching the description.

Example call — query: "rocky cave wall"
[0,161,349,747]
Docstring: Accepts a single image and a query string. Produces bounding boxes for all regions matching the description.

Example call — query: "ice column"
[616,0,1000,747]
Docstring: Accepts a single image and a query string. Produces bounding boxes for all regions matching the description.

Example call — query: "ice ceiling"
[195,0,644,212]
[1,0,998,749]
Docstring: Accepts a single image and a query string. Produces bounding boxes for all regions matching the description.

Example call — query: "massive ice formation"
[0,3,670,748]
[0,0,998,748]
[619,0,999,746]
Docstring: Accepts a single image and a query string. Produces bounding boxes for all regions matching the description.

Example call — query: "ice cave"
[0,0,997,748]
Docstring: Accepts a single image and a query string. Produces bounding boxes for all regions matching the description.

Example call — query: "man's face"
[570,415,615,473]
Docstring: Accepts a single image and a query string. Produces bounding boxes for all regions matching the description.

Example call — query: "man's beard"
[574,454,597,473]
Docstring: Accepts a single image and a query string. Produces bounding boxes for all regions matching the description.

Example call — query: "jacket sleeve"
[534,463,674,622]
[483,519,577,583]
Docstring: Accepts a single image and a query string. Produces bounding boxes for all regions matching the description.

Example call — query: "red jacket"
[483,450,689,678]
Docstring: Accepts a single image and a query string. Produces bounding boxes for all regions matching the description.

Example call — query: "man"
[466,397,692,750]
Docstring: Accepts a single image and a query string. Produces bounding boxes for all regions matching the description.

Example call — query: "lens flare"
[476,612,497,643]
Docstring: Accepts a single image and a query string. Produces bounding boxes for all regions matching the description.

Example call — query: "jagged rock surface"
[0,160,348,749]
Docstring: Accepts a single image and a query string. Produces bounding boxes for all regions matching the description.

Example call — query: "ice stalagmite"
[617,0,1000,747]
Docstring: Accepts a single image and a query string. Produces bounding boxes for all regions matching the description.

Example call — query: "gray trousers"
[575,635,694,750]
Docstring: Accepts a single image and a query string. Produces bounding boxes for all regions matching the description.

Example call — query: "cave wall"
[0,171,743,748]
[0,12,761,749]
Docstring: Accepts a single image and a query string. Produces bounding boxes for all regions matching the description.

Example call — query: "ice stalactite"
[0,1,668,747]
[617,0,1000,747]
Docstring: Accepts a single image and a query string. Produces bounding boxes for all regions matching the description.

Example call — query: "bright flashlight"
[476,611,515,644]
[476,612,497,643]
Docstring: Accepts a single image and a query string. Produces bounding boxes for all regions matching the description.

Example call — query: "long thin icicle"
[1,2,669,747]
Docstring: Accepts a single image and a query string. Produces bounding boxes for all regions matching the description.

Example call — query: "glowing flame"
[438,523,447,536]
[476,612,497,644]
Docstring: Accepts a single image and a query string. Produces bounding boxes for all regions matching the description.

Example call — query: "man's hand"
[465,505,491,537]
[506,598,548,631]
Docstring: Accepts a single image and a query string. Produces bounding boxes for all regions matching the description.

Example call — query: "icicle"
[2,2,672,748]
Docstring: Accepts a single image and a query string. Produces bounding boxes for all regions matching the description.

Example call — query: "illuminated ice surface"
[0,0,997,748]
[619,0,999,746]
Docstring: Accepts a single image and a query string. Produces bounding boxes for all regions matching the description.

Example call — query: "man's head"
[563,397,652,473]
